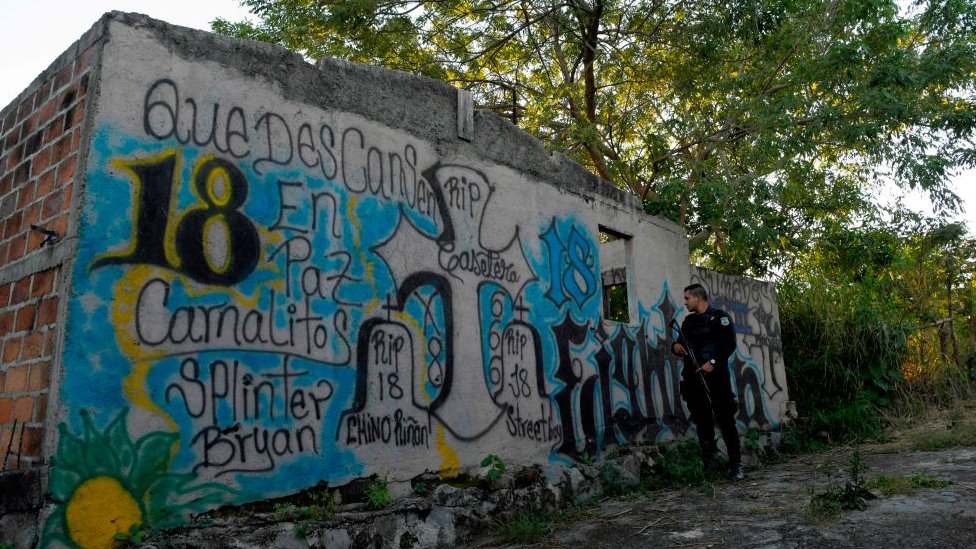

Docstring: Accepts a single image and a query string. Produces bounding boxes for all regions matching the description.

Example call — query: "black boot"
[728,464,745,482]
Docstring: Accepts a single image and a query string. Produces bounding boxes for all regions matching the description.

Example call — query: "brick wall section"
[0,42,98,470]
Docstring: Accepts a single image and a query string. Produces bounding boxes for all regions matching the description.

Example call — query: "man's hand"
[672,343,687,356]
[701,361,715,373]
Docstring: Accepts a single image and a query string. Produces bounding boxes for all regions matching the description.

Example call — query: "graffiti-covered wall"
[0,12,790,549]
[690,266,789,430]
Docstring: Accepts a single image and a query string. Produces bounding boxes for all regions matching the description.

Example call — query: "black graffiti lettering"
[254,112,294,175]
[165,357,206,419]
[311,191,342,238]
[344,409,429,448]
[269,235,311,298]
[226,107,249,158]
[443,175,482,218]
[505,401,561,442]
[143,79,181,141]
[318,123,339,179]
[270,180,308,233]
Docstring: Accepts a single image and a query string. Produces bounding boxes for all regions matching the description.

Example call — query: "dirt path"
[485,443,976,548]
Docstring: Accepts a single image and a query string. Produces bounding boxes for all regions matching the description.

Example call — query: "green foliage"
[480,453,507,484]
[113,523,146,546]
[493,512,553,544]
[870,473,951,496]
[809,449,876,517]
[294,521,312,539]
[643,439,715,490]
[412,481,431,496]
[366,476,392,509]
[214,0,976,275]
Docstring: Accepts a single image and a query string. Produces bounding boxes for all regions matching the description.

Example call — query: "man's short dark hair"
[683,284,708,301]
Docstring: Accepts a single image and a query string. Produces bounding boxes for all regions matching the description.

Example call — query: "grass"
[492,499,603,545]
[870,473,951,496]
[366,476,392,509]
[494,511,554,544]
[909,421,976,450]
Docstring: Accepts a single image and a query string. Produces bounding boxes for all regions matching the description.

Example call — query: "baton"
[670,318,713,405]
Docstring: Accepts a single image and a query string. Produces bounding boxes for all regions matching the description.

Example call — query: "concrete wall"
[0,12,789,548]
[690,266,790,430]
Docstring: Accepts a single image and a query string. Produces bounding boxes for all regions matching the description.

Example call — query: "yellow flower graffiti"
[41,409,233,549]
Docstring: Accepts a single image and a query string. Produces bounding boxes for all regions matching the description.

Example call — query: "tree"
[213,1,976,275]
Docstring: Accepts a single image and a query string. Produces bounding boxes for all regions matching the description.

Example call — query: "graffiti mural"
[690,266,787,430]
[46,44,787,545]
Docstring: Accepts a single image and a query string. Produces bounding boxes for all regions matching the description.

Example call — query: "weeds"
[808,448,875,519]
[366,476,392,509]
[643,439,714,491]
[870,473,951,496]
[494,511,553,544]
[413,481,431,496]
[481,454,507,485]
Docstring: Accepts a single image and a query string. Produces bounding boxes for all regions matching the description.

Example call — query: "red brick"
[52,64,73,92]
[31,271,53,298]
[0,173,12,196]
[0,243,8,266]
[12,396,33,423]
[43,118,63,143]
[0,312,13,337]
[4,364,28,392]
[10,276,31,304]
[31,147,51,178]
[36,168,56,197]
[2,336,21,363]
[4,210,23,239]
[56,159,74,187]
[0,397,11,423]
[21,426,43,456]
[26,228,45,254]
[27,361,49,390]
[21,203,41,231]
[7,233,26,262]
[14,304,35,332]
[0,283,10,307]
[42,189,64,220]
[63,104,85,132]
[36,297,58,327]
[49,214,68,240]
[77,45,98,73]
[34,393,48,422]
[55,155,76,186]
[16,182,34,209]
[22,333,44,360]
[16,93,35,122]
[43,330,56,356]
[37,81,51,103]
[37,96,58,125]
[51,134,72,163]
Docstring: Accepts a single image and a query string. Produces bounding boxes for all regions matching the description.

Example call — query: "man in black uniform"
[672,283,745,481]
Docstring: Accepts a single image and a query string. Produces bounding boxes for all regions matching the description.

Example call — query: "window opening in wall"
[599,226,631,323]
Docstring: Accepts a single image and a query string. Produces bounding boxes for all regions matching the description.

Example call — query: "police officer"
[672,283,745,481]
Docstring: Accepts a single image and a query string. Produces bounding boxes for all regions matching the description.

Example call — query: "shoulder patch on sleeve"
[720,317,730,326]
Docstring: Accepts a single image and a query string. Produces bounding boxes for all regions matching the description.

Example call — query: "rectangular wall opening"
[599,226,632,323]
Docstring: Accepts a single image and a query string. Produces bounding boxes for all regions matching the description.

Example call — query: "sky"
[0,0,972,234]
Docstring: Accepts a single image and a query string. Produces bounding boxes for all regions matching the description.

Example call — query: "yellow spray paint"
[65,476,142,549]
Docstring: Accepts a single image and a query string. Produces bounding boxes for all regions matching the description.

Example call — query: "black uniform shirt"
[675,306,737,376]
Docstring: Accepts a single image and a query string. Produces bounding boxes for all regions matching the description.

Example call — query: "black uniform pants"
[681,371,741,467]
